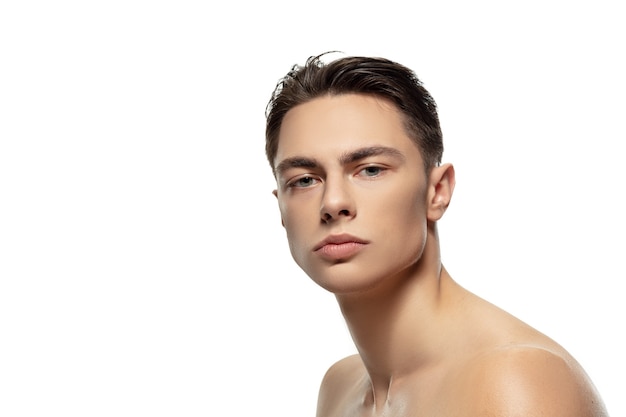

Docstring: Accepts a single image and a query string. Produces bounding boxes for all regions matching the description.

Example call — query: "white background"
[1,1,624,416]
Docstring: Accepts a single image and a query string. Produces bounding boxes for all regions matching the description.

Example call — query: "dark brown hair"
[265,53,444,173]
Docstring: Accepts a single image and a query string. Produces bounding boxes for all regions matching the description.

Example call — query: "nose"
[320,177,356,223]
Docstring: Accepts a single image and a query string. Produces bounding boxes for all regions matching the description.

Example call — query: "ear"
[272,189,285,227]
[426,163,455,221]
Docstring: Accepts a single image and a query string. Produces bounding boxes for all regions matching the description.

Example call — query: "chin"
[305,263,387,295]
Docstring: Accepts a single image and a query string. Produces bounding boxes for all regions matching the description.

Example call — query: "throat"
[361,376,412,417]
[364,376,394,408]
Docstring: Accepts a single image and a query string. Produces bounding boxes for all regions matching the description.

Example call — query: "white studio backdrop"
[1,1,623,416]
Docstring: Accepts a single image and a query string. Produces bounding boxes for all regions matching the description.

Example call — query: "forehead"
[275,94,421,165]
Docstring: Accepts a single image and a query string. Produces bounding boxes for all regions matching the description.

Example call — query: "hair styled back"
[265,53,444,173]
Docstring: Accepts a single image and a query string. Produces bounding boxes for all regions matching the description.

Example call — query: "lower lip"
[316,242,366,260]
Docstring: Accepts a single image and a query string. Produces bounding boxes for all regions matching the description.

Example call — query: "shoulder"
[317,354,364,397]
[453,344,608,417]
[316,354,365,417]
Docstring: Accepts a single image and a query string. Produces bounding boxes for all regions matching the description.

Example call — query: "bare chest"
[319,372,459,417]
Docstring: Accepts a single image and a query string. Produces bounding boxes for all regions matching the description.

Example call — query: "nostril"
[322,209,351,223]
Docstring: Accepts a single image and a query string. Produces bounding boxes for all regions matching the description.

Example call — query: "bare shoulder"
[451,344,609,417]
[316,354,365,417]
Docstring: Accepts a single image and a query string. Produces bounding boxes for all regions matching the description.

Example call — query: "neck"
[334,231,460,403]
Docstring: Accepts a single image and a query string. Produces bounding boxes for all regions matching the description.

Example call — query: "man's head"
[266,54,455,294]
[265,53,444,174]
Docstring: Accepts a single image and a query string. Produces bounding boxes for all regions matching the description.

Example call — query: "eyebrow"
[275,156,320,177]
[275,146,404,177]
[339,146,405,165]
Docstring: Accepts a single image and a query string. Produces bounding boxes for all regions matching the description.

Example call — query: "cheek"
[375,190,428,256]
[280,202,313,252]
[394,200,428,249]
[279,189,322,225]
[368,185,427,224]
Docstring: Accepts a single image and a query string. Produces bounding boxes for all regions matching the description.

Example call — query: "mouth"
[314,234,369,260]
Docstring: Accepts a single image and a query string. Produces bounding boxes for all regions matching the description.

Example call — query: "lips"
[314,234,369,260]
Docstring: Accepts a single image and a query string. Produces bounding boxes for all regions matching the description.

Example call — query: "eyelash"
[287,176,319,188]
[284,164,389,189]
[359,165,385,177]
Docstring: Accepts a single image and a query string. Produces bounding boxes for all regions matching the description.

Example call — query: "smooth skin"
[273,94,608,417]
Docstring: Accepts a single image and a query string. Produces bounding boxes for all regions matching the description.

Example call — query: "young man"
[265,53,608,417]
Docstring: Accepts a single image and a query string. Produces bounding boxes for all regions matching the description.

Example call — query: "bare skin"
[273,94,608,417]
[317,269,606,416]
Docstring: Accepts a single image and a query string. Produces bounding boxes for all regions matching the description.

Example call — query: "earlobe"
[427,163,455,221]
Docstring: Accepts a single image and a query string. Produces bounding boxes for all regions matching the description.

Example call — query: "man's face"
[273,94,432,294]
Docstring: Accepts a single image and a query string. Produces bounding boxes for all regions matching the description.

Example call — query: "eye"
[288,176,319,188]
[358,166,385,177]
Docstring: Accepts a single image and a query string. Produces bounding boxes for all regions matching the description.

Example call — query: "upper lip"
[313,233,369,251]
